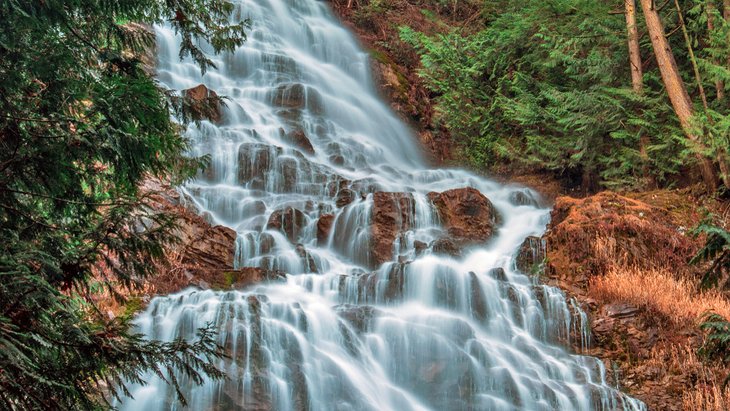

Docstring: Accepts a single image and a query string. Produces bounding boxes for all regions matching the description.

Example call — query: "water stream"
[120,1,646,410]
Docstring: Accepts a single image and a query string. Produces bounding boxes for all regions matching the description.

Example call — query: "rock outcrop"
[266,207,307,243]
[515,236,545,274]
[544,191,694,285]
[316,214,335,245]
[428,187,500,246]
[134,179,285,295]
[280,128,315,155]
[369,192,416,267]
[183,84,222,123]
[540,190,715,411]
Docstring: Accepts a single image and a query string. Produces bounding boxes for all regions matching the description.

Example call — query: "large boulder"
[267,207,307,243]
[183,84,222,123]
[428,187,500,245]
[369,192,416,267]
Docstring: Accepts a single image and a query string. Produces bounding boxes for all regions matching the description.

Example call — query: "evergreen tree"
[401,0,730,191]
[0,1,247,408]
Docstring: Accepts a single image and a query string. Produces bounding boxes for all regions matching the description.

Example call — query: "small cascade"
[120,0,646,410]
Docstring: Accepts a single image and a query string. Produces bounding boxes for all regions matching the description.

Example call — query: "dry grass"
[590,265,730,326]
[642,344,730,411]
[683,383,730,411]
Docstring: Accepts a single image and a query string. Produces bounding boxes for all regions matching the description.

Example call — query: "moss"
[210,270,239,290]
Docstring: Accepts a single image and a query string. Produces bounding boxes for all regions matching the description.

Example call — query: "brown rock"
[369,192,416,267]
[295,244,318,273]
[316,214,335,245]
[182,224,237,270]
[430,238,462,258]
[267,207,307,243]
[414,240,428,256]
[515,236,546,274]
[428,187,500,245]
[183,84,222,123]
[281,128,315,155]
[335,188,356,208]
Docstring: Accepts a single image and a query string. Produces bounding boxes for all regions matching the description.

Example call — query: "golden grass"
[643,344,730,411]
[590,265,730,326]
[683,383,730,411]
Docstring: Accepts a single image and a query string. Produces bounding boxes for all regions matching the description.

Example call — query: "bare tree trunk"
[639,0,719,189]
[626,0,644,93]
[626,0,656,187]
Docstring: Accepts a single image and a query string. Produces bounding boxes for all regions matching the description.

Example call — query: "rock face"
[266,207,307,243]
[316,214,335,245]
[541,190,711,411]
[369,192,416,267]
[281,128,315,155]
[131,179,286,296]
[428,188,500,245]
[183,84,222,123]
[515,236,545,274]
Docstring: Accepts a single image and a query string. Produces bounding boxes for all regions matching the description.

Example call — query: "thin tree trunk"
[708,2,725,100]
[675,0,710,111]
[639,0,719,189]
[626,0,644,93]
[725,0,730,72]
[626,0,656,187]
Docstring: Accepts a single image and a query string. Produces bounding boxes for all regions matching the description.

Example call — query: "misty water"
[120,1,646,410]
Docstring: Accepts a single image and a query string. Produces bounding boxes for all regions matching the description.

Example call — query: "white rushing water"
[121,1,646,410]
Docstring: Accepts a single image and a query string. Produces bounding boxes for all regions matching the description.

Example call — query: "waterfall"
[121,1,646,410]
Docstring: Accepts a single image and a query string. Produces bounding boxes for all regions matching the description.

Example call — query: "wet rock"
[515,236,546,274]
[335,188,356,208]
[414,240,428,256]
[369,192,416,267]
[430,238,462,258]
[428,187,500,246]
[316,214,335,245]
[271,83,324,114]
[329,154,345,166]
[238,143,283,186]
[336,305,380,333]
[295,244,318,273]
[469,272,489,321]
[281,128,315,155]
[487,267,507,281]
[508,189,540,207]
[267,207,307,243]
[214,267,286,290]
[182,84,222,123]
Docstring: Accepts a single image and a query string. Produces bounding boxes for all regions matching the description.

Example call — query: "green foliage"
[0,0,246,408]
[700,312,730,386]
[691,217,730,289]
[400,0,730,190]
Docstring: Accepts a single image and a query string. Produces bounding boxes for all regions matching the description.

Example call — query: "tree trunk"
[708,2,725,100]
[726,0,730,73]
[626,0,644,93]
[638,0,719,189]
[626,0,656,187]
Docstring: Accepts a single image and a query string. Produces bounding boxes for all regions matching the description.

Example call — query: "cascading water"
[121,1,646,410]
